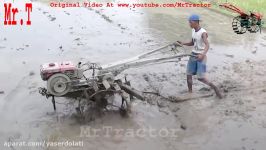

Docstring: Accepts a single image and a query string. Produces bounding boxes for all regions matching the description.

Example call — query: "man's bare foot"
[213,87,223,99]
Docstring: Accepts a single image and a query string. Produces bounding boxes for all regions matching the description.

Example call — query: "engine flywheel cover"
[47,73,71,96]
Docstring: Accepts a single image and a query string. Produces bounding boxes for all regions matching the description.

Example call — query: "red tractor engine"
[40,61,80,81]
[40,61,83,96]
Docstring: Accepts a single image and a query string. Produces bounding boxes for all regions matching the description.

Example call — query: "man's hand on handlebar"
[173,41,183,47]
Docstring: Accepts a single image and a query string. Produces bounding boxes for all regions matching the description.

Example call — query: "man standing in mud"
[177,14,222,99]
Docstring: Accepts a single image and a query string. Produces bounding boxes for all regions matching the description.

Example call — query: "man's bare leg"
[198,78,222,99]
[187,75,193,93]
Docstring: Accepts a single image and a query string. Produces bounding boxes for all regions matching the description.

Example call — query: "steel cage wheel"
[232,16,246,34]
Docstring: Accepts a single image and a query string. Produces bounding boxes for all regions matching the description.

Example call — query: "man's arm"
[201,32,209,56]
[177,39,194,46]
[197,32,209,60]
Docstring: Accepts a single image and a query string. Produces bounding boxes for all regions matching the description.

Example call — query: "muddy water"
[1,0,266,150]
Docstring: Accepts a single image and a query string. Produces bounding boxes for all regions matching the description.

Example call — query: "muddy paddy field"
[0,0,266,150]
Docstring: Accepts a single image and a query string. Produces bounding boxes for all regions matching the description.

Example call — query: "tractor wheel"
[232,16,246,34]
[47,73,71,96]
[247,17,261,33]
[248,25,260,33]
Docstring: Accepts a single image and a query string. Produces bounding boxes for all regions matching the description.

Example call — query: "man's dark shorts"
[187,52,207,79]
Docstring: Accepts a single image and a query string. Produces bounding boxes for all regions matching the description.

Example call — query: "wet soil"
[1,0,266,150]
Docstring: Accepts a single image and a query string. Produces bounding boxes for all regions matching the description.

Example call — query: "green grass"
[190,0,266,27]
